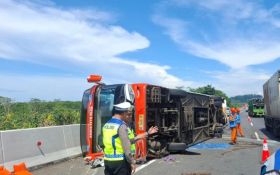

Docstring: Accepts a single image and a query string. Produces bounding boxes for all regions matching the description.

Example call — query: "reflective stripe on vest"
[103,118,125,161]
[229,115,237,128]
[128,127,135,154]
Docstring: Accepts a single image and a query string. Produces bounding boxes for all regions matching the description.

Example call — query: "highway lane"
[31,156,98,175]
[224,110,280,142]
[92,138,279,175]
[32,138,280,175]
[32,110,280,175]
[133,111,280,175]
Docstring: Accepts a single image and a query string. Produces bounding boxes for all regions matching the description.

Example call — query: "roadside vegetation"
[0,96,81,130]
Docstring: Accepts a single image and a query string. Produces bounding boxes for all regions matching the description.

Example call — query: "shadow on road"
[259,128,280,142]
[182,150,201,155]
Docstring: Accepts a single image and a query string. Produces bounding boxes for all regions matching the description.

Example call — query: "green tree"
[0,113,17,130]
[0,98,81,130]
[0,96,12,114]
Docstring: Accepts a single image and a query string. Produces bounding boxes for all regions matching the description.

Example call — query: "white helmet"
[113,102,133,112]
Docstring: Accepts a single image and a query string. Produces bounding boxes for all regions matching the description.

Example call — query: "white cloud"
[0,60,200,101]
[208,68,270,96]
[174,0,256,20]
[183,39,280,69]
[1,0,274,101]
[153,0,280,69]
[109,58,196,88]
[0,0,200,101]
[0,0,149,63]
[152,15,187,42]
[153,0,280,97]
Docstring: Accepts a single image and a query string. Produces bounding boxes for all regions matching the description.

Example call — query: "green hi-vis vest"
[128,127,135,154]
[103,118,125,161]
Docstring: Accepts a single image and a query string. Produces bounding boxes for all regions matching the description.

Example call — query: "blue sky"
[0,0,280,101]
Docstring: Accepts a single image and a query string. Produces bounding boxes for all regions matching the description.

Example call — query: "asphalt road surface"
[32,110,280,175]
[224,109,280,142]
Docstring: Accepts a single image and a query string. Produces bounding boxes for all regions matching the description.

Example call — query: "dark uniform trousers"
[104,159,131,175]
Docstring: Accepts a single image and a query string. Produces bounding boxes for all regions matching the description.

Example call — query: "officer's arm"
[132,126,158,143]
[131,132,148,143]
[118,124,136,164]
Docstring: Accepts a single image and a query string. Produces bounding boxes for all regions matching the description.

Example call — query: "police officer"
[103,102,158,175]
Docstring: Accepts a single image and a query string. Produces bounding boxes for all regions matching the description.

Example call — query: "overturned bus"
[80,75,224,162]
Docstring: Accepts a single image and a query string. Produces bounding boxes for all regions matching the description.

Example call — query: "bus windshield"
[95,85,118,150]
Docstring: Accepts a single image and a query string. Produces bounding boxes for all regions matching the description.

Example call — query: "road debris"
[163,155,176,162]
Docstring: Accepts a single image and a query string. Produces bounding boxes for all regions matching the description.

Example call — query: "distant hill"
[230,94,263,104]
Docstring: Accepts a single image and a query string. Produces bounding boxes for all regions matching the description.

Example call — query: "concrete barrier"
[0,124,81,171]
[0,132,4,165]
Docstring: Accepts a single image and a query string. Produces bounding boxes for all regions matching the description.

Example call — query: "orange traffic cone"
[261,136,270,163]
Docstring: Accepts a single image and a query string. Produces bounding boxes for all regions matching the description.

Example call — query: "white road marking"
[254,132,261,141]
[135,159,156,174]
